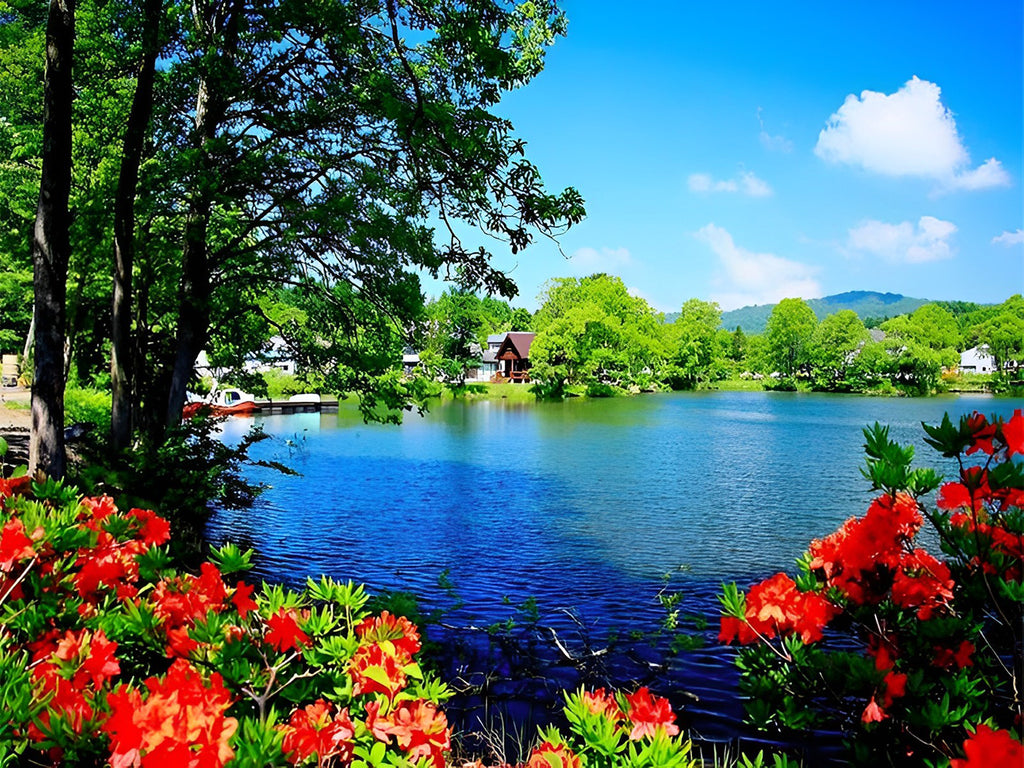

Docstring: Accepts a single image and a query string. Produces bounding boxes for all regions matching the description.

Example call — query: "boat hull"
[182,401,261,419]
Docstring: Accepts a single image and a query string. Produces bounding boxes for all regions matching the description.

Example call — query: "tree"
[423,289,485,385]
[973,295,1024,374]
[763,298,817,379]
[2,1,585,453]
[729,326,746,362]
[664,298,722,389]
[808,310,869,391]
[29,0,75,478]
[531,274,663,396]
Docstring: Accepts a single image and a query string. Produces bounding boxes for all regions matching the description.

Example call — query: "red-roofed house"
[494,332,535,383]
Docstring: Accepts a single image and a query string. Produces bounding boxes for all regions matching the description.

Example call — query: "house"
[462,333,505,382]
[960,345,996,374]
[494,332,535,382]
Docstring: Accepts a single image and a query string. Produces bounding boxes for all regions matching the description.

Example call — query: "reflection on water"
[208,391,1023,760]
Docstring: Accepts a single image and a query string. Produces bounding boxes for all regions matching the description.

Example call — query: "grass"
[435,381,538,404]
[711,377,766,392]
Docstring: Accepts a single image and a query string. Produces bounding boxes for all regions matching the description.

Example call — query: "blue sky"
[445,1,1024,312]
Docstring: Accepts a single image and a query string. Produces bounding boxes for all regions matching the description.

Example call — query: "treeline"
[421,275,1024,397]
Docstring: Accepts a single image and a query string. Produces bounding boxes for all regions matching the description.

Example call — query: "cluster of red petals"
[719,572,837,645]
[26,628,123,742]
[622,687,679,741]
[356,610,421,659]
[950,724,1023,768]
[0,517,35,571]
[527,741,581,768]
[72,497,173,604]
[861,696,887,724]
[933,640,975,670]
[1005,409,1024,457]
[103,659,237,768]
[0,474,31,500]
[580,687,623,722]
[348,642,406,699]
[366,699,450,768]
[264,608,310,653]
[890,548,954,620]
[279,699,354,765]
[808,492,923,604]
[151,563,229,655]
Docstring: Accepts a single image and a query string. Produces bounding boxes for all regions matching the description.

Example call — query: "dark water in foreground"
[207,391,1024,763]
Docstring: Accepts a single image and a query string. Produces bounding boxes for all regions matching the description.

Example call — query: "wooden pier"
[255,397,340,415]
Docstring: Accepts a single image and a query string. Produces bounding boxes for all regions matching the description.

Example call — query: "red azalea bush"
[719,410,1024,766]
[0,474,452,767]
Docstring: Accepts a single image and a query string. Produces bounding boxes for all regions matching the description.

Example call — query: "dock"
[256,397,339,415]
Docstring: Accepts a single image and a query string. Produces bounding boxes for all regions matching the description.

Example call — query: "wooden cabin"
[493,332,535,383]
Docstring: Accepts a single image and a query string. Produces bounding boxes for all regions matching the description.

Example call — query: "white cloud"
[815,76,1009,192]
[568,246,632,275]
[947,158,1011,191]
[757,108,794,153]
[848,216,957,263]
[688,171,773,197]
[992,229,1024,246]
[696,224,821,310]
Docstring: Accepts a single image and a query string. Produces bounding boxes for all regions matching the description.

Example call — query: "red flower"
[724,572,837,645]
[527,741,581,768]
[950,724,1023,768]
[356,611,421,660]
[127,508,171,547]
[80,495,118,520]
[279,699,354,765]
[623,687,679,741]
[580,688,623,721]
[965,412,997,456]
[0,475,31,499]
[265,609,310,653]
[1003,409,1024,458]
[891,549,953,620]
[882,671,907,707]
[861,696,887,723]
[348,642,406,699]
[0,518,34,571]
[230,581,257,619]
[371,699,450,768]
[104,659,237,768]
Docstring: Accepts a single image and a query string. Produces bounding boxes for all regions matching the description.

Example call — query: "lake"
[207,391,1024,762]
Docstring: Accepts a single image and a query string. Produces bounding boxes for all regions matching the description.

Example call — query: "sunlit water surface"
[207,391,1023,762]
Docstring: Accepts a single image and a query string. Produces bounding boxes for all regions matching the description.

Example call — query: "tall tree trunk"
[111,0,162,449]
[30,0,75,479]
[164,0,242,430]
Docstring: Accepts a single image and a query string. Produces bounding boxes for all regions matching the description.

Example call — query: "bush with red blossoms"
[0,473,452,766]
[719,411,1024,766]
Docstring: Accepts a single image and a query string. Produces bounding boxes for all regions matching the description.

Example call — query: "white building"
[960,345,996,374]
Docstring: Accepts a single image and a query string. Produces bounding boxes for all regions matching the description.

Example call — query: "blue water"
[207,391,1023,762]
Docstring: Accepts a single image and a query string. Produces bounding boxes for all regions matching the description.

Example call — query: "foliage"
[530,275,665,397]
[63,386,112,433]
[719,411,1024,766]
[71,417,290,549]
[807,310,869,391]
[971,295,1024,373]
[491,686,699,768]
[762,298,818,379]
[663,299,723,390]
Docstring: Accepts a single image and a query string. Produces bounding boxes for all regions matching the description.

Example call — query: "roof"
[496,332,535,360]
[487,333,508,345]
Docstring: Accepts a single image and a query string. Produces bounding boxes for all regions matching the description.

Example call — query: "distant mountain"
[664,292,932,333]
